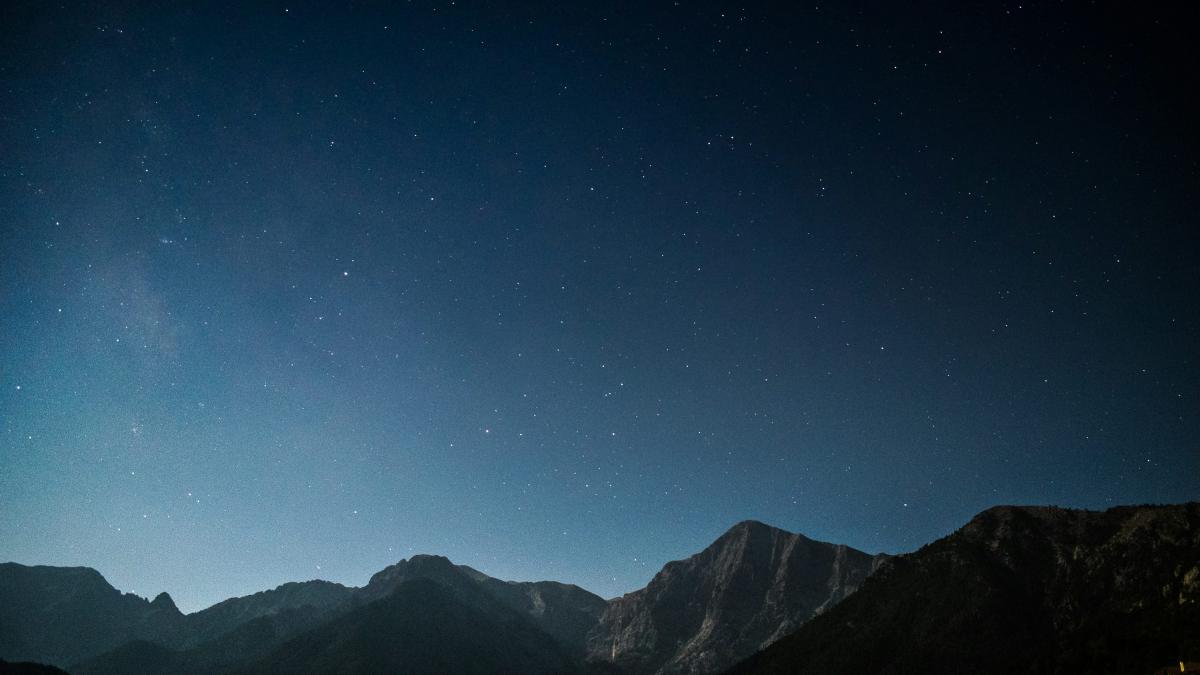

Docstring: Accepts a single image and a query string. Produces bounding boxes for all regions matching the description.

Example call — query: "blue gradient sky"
[2,1,1197,612]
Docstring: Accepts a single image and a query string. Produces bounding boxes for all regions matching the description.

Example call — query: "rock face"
[727,503,1200,675]
[585,520,887,675]
[471,575,610,654]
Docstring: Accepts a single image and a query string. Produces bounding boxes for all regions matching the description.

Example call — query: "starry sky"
[1,2,1197,613]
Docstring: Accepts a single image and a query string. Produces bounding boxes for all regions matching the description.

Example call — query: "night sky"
[1,2,1197,613]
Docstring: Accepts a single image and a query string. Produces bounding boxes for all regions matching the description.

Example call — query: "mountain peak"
[0,563,185,667]
[384,554,460,577]
[405,553,455,567]
[728,519,777,533]
[362,553,471,600]
[725,502,1200,675]
[711,519,816,554]
[149,592,178,613]
[723,519,799,539]
[586,519,883,674]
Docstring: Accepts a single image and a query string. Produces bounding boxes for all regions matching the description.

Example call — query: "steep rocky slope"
[586,520,887,674]
[726,503,1200,675]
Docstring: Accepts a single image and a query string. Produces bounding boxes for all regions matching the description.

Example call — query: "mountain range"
[727,503,1200,674]
[2,503,1196,674]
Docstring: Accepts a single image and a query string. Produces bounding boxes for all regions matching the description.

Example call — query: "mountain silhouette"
[362,554,606,653]
[0,564,187,666]
[726,503,1200,674]
[237,578,586,674]
[585,520,886,674]
[5,503,1197,675]
[61,555,606,674]
[184,580,353,647]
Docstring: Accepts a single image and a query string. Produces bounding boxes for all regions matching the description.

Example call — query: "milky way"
[1,2,1196,612]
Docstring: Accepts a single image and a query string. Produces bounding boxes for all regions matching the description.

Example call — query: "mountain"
[73,605,346,675]
[18,505,1195,675]
[236,578,587,675]
[726,503,1200,675]
[473,576,609,656]
[68,555,606,674]
[184,580,353,646]
[8,523,882,674]
[73,579,360,674]
[0,563,187,666]
[359,554,476,599]
[362,554,607,653]
[585,520,887,675]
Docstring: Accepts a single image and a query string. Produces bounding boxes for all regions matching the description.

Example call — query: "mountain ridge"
[234,577,588,675]
[5,503,1196,675]
[1,519,875,673]
[584,519,887,675]
[725,502,1200,674]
